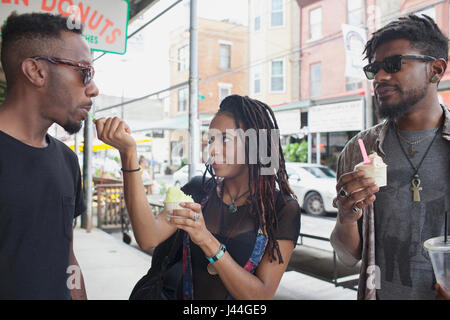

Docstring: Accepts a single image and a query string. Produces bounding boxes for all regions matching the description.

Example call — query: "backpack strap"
[181,176,215,300]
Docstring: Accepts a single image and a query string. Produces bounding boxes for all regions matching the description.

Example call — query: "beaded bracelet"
[207,243,226,264]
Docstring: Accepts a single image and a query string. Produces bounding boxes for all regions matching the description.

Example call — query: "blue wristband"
[207,244,226,263]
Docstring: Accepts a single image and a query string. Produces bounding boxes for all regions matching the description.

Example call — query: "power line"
[95,81,188,112]
[98,0,450,110]
[94,0,183,62]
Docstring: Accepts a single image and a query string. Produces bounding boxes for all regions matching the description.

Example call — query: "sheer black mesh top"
[188,185,301,300]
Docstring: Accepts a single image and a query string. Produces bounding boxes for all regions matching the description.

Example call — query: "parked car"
[285,162,337,216]
[172,164,210,187]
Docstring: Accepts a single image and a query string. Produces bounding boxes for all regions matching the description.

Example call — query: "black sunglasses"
[31,56,95,85]
[363,54,437,80]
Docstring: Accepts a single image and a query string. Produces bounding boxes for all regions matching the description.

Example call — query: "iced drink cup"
[424,236,450,293]
[354,152,387,187]
[164,186,194,221]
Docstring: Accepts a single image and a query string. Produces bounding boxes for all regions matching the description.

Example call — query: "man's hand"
[334,170,379,224]
[435,283,450,300]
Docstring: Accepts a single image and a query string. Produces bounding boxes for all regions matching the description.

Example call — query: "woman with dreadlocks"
[95,94,301,300]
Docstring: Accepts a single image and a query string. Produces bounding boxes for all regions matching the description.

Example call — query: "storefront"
[274,97,366,170]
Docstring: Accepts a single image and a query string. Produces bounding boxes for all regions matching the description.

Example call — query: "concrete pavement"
[73,227,357,300]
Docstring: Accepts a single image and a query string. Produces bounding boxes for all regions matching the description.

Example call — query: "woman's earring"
[431,76,437,83]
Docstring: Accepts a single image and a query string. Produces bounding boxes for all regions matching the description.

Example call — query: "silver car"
[285,162,337,216]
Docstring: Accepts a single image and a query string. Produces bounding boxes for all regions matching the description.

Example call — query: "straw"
[445,210,448,243]
[87,111,97,121]
[358,139,371,164]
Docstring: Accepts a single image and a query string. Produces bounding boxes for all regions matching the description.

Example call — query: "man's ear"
[430,58,447,83]
[21,58,47,87]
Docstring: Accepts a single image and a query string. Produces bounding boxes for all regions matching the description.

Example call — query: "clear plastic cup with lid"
[424,236,450,292]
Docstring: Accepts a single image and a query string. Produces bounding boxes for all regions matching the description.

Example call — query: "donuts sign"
[0,0,130,54]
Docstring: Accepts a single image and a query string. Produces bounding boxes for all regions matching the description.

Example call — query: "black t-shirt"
[182,178,301,300]
[0,130,84,299]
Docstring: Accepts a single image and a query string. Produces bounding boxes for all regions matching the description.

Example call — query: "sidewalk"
[73,228,356,300]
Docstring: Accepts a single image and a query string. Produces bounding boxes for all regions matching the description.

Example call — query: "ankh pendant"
[410,174,422,202]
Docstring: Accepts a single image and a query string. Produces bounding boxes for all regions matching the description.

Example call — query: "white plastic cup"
[423,236,450,292]
[164,201,192,221]
[354,161,387,187]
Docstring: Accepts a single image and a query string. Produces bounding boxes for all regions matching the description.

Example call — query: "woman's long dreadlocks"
[203,95,296,264]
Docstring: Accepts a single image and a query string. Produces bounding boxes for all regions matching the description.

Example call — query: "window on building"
[345,77,363,91]
[253,71,261,94]
[309,7,322,40]
[218,83,232,103]
[271,0,284,27]
[254,15,261,32]
[310,63,321,97]
[178,87,188,112]
[219,44,231,70]
[347,0,362,26]
[301,112,308,128]
[178,45,188,72]
[270,59,284,92]
[253,0,263,32]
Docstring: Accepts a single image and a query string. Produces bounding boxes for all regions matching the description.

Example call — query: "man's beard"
[376,84,428,121]
[63,121,83,135]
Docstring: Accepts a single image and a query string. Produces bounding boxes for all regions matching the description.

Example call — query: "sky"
[94,0,248,99]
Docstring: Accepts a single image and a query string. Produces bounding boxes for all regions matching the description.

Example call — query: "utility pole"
[81,52,94,232]
[81,114,93,232]
[188,0,200,180]
[363,0,373,129]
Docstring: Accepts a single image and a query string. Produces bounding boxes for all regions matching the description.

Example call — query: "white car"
[172,164,211,187]
[285,162,338,216]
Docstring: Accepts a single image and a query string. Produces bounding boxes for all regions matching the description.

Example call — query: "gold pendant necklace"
[394,124,440,203]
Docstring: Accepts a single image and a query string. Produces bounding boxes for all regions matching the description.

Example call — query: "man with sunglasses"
[330,15,450,300]
[0,12,99,299]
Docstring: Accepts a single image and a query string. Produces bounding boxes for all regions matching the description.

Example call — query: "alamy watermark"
[67,265,82,290]
[66,5,83,31]
[171,128,281,176]
[366,265,381,290]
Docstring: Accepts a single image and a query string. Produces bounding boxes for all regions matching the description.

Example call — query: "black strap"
[160,230,182,272]
[394,123,441,175]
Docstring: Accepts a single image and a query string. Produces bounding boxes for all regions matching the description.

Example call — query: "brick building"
[292,0,450,168]
[168,17,248,165]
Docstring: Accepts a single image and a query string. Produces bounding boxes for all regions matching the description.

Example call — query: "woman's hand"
[94,117,137,155]
[168,202,213,247]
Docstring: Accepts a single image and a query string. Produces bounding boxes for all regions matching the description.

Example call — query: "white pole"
[188,0,199,180]
[316,132,321,165]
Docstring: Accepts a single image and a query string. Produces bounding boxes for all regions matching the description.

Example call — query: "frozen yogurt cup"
[164,186,194,220]
[354,152,387,187]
